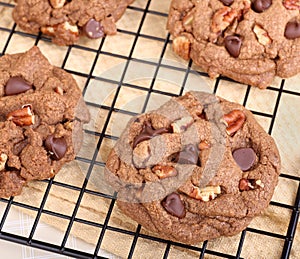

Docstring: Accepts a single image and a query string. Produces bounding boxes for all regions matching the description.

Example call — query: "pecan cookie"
[105,91,280,244]
[13,0,134,45]
[167,0,300,88]
[0,46,90,197]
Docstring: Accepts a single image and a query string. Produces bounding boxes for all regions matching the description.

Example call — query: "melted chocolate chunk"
[233,147,256,171]
[5,77,32,96]
[133,121,169,148]
[45,135,67,160]
[161,193,186,218]
[219,0,234,6]
[224,35,242,58]
[83,19,104,39]
[251,0,272,13]
[285,21,300,40]
[178,144,199,165]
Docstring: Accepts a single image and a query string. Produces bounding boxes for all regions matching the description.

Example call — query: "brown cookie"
[167,0,300,88]
[0,46,90,197]
[105,91,280,244]
[13,0,134,45]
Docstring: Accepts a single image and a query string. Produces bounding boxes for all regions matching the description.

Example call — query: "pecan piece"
[171,116,193,133]
[189,185,221,202]
[223,110,246,136]
[41,26,55,36]
[283,0,300,10]
[152,165,178,179]
[54,86,64,95]
[172,36,191,60]
[41,22,79,37]
[0,153,8,171]
[239,178,264,191]
[198,140,210,150]
[211,7,238,34]
[64,120,73,130]
[62,21,79,35]
[7,105,35,126]
[183,12,194,26]
[255,179,265,188]
[50,0,66,9]
[239,178,251,191]
[253,24,272,45]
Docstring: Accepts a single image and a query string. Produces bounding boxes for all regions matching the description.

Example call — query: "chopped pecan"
[171,116,193,133]
[64,120,73,130]
[62,22,79,35]
[0,153,8,171]
[211,7,238,34]
[7,105,35,126]
[255,179,265,188]
[239,178,251,191]
[54,86,64,95]
[183,12,194,26]
[189,185,221,202]
[41,22,79,37]
[198,140,210,150]
[50,0,66,9]
[172,36,191,60]
[152,165,178,179]
[283,0,300,10]
[223,109,246,136]
[41,26,55,36]
[239,178,264,191]
[253,24,272,45]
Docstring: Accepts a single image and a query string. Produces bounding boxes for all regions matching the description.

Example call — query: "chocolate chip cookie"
[167,0,300,88]
[105,91,280,244]
[0,46,90,197]
[13,0,134,45]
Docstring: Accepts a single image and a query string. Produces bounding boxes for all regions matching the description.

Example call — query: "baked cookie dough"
[0,46,90,197]
[167,0,300,88]
[105,91,280,244]
[13,0,134,45]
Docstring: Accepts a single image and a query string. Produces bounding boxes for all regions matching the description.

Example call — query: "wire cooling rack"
[0,0,299,258]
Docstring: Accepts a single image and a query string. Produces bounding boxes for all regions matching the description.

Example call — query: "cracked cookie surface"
[105,91,280,244]
[167,0,300,88]
[0,46,90,197]
[13,0,134,45]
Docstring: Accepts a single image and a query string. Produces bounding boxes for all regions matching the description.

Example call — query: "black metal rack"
[0,1,299,258]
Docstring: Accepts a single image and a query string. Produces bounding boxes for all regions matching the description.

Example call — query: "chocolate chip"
[5,77,32,96]
[83,19,104,39]
[178,144,199,165]
[161,193,186,218]
[251,0,272,13]
[45,135,67,160]
[219,0,234,6]
[284,21,300,39]
[224,35,242,58]
[233,147,256,171]
[133,121,169,148]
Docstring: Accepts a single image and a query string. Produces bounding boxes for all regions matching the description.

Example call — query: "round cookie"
[13,0,134,45]
[0,46,90,197]
[167,0,300,88]
[105,91,280,244]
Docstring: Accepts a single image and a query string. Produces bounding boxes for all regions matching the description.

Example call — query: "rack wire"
[0,0,299,258]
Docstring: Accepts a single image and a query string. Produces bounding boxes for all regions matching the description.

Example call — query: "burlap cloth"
[1,0,299,258]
